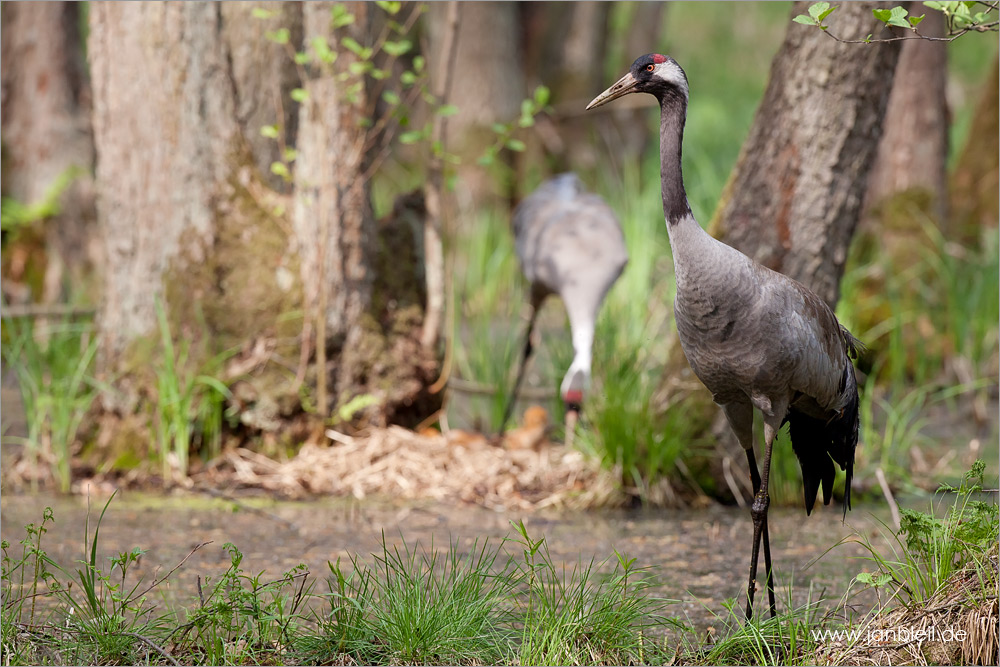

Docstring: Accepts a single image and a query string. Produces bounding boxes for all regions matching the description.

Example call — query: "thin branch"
[125,541,212,606]
[420,0,460,354]
[122,631,182,667]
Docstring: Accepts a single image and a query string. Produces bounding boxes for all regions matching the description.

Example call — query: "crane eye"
[646,64,655,72]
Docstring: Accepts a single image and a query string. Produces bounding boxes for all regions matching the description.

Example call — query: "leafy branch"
[793,1,998,43]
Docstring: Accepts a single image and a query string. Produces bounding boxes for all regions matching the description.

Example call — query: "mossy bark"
[87,2,439,464]
[949,55,999,244]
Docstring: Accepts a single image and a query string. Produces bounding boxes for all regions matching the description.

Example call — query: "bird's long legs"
[499,305,539,434]
[745,447,777,620]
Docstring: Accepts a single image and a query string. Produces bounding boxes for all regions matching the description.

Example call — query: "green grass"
[1,315,100,493]
[2,500,675,667]
[152,299,235,480]
[4,464,995,665]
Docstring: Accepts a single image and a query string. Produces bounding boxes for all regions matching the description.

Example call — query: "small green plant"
[510,520,676,666]
[0,166,82,237]
[1,316,100,492]
[300,533,517,665]
[180,543,311,665]
[152,300,233,480]
[851,460,999,604]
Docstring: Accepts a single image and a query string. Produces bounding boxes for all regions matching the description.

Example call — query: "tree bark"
[427,1,525,214]
[864,8,948,223]
[710,1,903,308]
[1,1,97,305]
[949,54,999,242]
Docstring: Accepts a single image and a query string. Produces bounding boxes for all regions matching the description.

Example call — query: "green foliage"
[181,543,310,664]
[0,166,81,237]
[852,460,999,604]
[1,316,100,493]
[794,1,996,40]
[152,299,234,479]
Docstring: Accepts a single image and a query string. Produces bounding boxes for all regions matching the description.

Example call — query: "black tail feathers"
[786,363,859,518]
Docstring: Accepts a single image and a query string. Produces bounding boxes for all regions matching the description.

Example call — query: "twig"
[126,541,212,606]
[420,0,461,354]
[0,304,96,319]
[448,376,555,399]
[122,631,182,667]
[875,467,901,531]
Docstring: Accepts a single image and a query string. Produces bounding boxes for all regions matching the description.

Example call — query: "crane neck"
[658,91,694,227]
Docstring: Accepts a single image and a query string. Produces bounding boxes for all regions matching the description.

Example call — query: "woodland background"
[1,1,997,505]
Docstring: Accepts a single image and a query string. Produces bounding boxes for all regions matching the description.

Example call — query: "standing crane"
[587,55,862,620]
[501,173,628,443]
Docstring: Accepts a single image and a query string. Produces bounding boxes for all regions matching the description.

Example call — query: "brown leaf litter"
[197,423,629,512]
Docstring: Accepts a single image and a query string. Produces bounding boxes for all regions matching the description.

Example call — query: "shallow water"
[1,490,891,631]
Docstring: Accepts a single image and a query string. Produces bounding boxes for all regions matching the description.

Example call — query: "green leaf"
[341,36,364,56]
[348,61,368,76]
[909,14,925,26]
[331,5,356,28]
[477,153,495,167]
[358,117,373,128]
[375,0,402,15]
[505,138,526,152]
[793,14,820,25]
[382,90,401,105]
[856,572,874,584]
[260,124,280,139]
[818,5,837,21]
[294,51,311,65]
[265,28,290,44]
[399,130,425,144]
[252,7,278,19]
[382,39,412,57]
[413,55,426,73]
[312,37,337,64]
[270,162,290,179]
[520,98,533,118]
[923,1,945,10]
[290,87,309,103]
[887,5,910,27]
[491,122,507,134]
[808,2,831,19]
[436,104,459,117]
[400,71,417,85]
[533,85,550,107]
[370,67,389,80]
[872,8,892,22]
[518,115,535,128]
[283,148,298,162]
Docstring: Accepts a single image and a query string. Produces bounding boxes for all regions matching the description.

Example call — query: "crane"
[501,173,628,444]
[587,54,862,621]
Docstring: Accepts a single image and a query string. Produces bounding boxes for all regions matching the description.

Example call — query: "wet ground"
[1,490,890,632]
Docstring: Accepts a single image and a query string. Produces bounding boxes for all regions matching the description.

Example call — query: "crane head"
[586,53,688,110]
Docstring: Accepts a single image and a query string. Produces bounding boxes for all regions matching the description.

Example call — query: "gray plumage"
[588,54,861,620]
[502,173,628,430]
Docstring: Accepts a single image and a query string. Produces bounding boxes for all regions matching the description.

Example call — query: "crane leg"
[499,305,539,434]
[744,422,779,622]
[744,447,777,620]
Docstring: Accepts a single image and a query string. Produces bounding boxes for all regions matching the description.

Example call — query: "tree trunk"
[864,8,948,223]
[88,2,438,450]
[710,1,903,308]
[1,1,97,305]
[427,1,525,214]
[949,54,999,243]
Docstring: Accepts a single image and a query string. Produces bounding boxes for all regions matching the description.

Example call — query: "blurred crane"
[588,55,862,621]
[501,173,628,443]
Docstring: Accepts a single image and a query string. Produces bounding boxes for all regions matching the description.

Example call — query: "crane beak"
[586,72,638,110]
